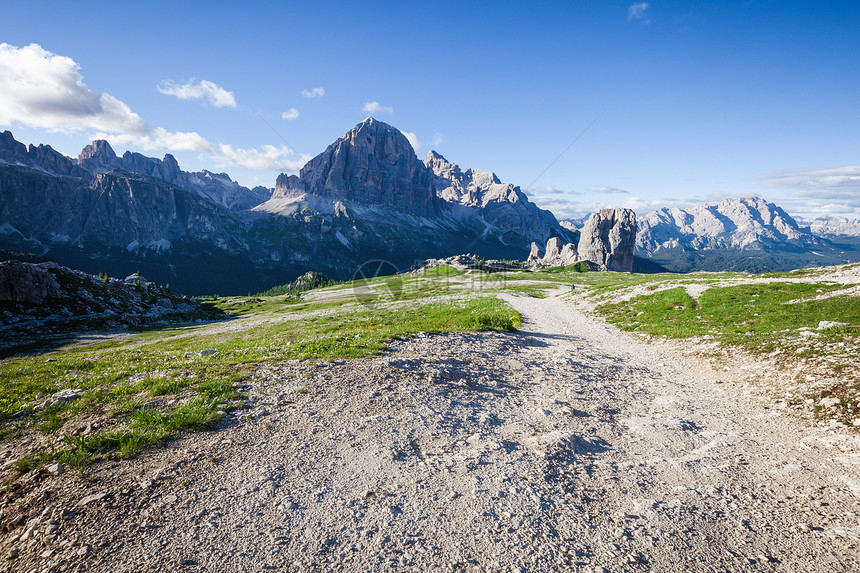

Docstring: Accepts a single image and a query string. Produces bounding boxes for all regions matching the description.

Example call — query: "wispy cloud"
[528,186,569,197]
[281,108,300,120]
[759,166,860,192]
[758,166,860,214]
[301,87,325,99]
[157,79,237,108]
[627,2,650,24]
[0,43,148,134]
[594,185,629,194]
[363,101,393,114]
[431,133,444,147]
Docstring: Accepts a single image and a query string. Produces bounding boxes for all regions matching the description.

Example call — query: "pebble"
[46,463,64,475]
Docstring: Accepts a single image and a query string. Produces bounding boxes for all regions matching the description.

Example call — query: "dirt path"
[4,294,859,572]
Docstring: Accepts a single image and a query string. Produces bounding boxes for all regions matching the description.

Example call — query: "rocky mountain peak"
[423,150,462,180]
[77,139,120,174]
[282,118,442,217]
[78,139,117,162]
[0,130,30,165]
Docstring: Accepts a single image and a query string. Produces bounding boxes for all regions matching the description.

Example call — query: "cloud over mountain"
[0,42,304,173]
[363,101,393,114]
[0,43,148,135]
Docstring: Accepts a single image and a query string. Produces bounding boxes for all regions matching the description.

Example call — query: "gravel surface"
[3,293,859,572]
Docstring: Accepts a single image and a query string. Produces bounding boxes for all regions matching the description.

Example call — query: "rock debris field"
[3,293,859,572]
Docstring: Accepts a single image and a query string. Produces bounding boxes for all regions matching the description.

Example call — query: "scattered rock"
[818,321,849,330]
[77,492,109,507]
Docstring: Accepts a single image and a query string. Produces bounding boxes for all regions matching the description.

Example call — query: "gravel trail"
[4,293,859,572]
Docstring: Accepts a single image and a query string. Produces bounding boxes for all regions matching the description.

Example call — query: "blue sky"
[2,1,858,220]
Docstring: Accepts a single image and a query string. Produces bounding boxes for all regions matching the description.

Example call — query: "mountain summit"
[267,118,442,217]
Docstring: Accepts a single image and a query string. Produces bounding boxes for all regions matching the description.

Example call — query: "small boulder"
[49,389,84,405]
[0,260,62,304]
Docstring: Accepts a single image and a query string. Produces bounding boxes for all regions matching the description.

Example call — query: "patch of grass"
[420,265,465,279]
[0,267,521,474]
[598,282,858,350]
[500,284,549,298]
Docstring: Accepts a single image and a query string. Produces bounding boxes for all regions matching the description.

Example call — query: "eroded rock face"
[560,243,579,265]
[76,140,269,211]
[0,260,62,303]
[545,237,562,260]
[0,131,89,178]
[577,208,637,272]
[278,118,442,217]
[528,242,543,262]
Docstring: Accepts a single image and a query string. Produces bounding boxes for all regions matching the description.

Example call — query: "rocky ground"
[2,291,859,572]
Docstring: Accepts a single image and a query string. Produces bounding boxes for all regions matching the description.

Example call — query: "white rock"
[818,320,849,330]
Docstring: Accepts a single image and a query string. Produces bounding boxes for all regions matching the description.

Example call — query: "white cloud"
[0,43,149,134]
[301,87,325,99]
[594,185,629,194]
[363,101,393,114]
[431,133,444,147]
[215,144,310,171]
[0,43,311,174]
[281,108,300,120]
[95,127,214,153]
[627,2,650,24]
[400,130,421,152]
[157,79,236,108]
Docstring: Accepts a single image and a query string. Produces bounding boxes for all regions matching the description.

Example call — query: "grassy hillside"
[1,261,856,478]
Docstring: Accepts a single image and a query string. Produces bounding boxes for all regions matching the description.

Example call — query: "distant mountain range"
[634,197,860,272]
[0,119,573,294]
[796,215,860,238]
[2,120,858,291]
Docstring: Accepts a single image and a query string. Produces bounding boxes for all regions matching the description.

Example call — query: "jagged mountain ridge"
[635,196,860,272]
[797,216,860,238]
[0,120,575,293]
[423,150,568,245]
[636,197,822,253]
[76,139,272,211]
